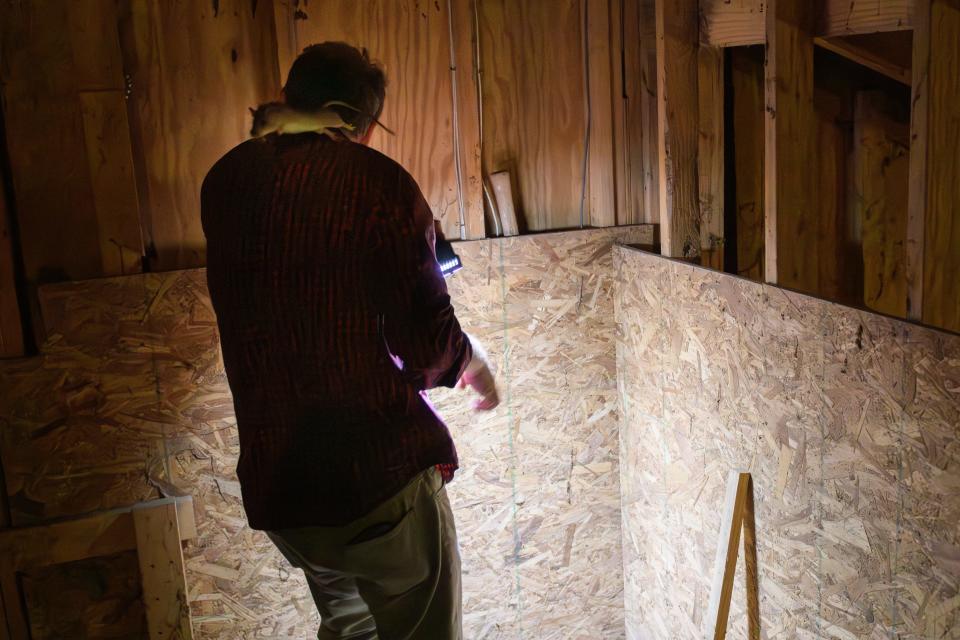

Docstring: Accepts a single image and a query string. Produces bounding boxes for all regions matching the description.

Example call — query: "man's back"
[202,133,470,530]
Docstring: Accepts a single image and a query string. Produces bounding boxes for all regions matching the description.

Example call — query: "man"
[201,42,498,640]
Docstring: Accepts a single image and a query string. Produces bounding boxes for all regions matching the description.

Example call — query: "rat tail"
[322,100,396,136]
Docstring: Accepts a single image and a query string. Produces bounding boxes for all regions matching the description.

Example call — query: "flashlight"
[435,236,463,277]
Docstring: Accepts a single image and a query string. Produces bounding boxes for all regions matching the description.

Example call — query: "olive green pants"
[266,468,462,640]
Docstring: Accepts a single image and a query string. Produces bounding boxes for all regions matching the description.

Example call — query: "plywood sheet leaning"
[0,225,652,638]
[616,244,960,638]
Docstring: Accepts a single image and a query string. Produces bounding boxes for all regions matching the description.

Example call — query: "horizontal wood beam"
[701,0,915,47]
[0,496,195,572]
[814,36,912,85]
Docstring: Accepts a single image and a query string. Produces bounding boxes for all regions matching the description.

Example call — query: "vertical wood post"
[907,0,960,331]
[655,0,700,258]
[698,45,725,270]
[587,0,618,227]
[763,0,817,286]
[134,503,193,639]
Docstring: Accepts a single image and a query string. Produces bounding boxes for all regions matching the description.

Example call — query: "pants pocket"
[342,499,438,598]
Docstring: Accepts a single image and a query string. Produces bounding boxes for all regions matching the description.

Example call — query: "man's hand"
[458,334,499,411]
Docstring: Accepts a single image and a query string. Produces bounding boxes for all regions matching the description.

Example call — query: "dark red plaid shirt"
[201,134,471,530]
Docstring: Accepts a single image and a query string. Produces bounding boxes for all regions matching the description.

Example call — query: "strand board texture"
[615,245,960,639]
[0,226,651,639]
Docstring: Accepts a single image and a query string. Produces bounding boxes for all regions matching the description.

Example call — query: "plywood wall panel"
[0,226,652,638]
[478,0,588,232]
[121,0,280,271]
[286,0,464,239]
[617,245,960,638]
[0,0,108,282]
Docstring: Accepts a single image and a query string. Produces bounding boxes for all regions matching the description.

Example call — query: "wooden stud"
[731,47,765,282]
[639,0,660,227]
[449,0,486,239]
[655,0,700,259]
[698,46,725,270]
[742,474,760,637]
[764,0,817,288]
[587,0,618,227]
[908,0,960,331]
[855,91,910,318]
[133,502,193,640]
[620,0,647,225]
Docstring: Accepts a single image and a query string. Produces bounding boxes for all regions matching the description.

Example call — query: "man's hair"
[284,42,386,137]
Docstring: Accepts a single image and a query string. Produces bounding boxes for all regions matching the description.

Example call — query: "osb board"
[284,0,463,239]
[0,226,651,638]
[615,245,960,639]
[21,551,147,639]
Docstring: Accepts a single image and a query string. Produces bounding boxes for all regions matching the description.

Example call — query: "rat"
[248,100,395,138]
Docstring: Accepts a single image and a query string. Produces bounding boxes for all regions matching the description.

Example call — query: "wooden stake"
[134,502,193,640]
[708,471,760,640]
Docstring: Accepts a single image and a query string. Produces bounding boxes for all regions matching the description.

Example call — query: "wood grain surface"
[120,0,280,271]
[478,0,588,232]
[287,0,464,238]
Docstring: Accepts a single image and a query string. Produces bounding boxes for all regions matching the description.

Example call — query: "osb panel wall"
[0,226,651,638]
[615,246,960,639]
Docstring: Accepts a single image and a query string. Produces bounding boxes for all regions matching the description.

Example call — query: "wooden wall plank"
[587,0,618,227]
[121,0,280,271]
[478,0,587,232]
[731,48,765,282]
[698,46,724,270]
[813,85,849,303]
[288,1,463,238]
[0,169,23,359]
[0,0,106,282]
[764,0,818,287]
[78,92,144,276]
[814,35,912,85]
[133,503,192,640]
[655,0,700,259]
[449,0,485,239]
[910,0,960,333]
[855,91,910,318]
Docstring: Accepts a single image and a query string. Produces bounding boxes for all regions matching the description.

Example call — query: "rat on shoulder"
[248,100,395,139]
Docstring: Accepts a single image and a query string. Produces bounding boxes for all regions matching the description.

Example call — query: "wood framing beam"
[587,0,618,227]
[133,502,193,639]
[639,0,660,226]
[701,0,916,47]
[907,0,960,330]
[764,0,818,287]
[449,0,486,239]
[698,46,725,270]
[813,35,912,85]
[655,0,700,259]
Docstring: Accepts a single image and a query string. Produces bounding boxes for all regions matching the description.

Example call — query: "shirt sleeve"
[372,171,473,390]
